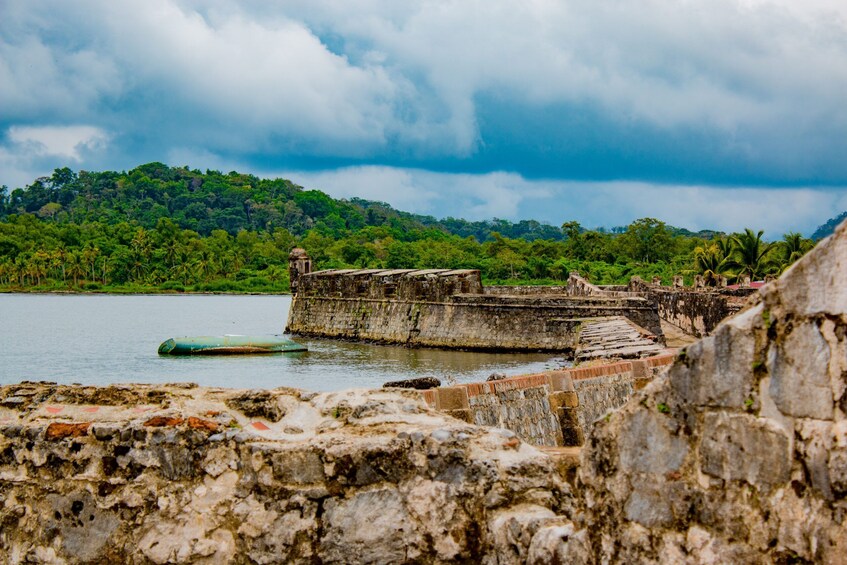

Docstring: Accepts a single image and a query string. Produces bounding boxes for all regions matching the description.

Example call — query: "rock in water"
[382,376,441,390]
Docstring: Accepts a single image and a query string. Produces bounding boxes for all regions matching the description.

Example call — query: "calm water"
[0,294,561,391]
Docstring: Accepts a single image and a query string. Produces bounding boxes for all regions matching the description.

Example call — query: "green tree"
[385,240,418,269]
[778,232,813,272]
[619,218,673,263]
[727,229,775,280]
[693,239,732,284]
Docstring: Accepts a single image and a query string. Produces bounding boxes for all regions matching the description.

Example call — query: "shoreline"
[0,289,293,297]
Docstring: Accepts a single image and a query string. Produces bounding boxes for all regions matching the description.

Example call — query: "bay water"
[0,294,560,391]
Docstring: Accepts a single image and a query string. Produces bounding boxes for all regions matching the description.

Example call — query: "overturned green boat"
[158,335,307,355]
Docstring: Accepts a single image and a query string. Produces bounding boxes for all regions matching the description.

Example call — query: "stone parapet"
[629,276,758,338]
[419,354,675,447]
[569,219,847,563]
[0,383,576,563]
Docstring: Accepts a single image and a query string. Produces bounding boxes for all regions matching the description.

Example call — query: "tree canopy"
[0,164,817,293]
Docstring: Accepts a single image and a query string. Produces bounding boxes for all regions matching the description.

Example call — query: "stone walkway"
[659,319,699,348]
[575,316,665,361]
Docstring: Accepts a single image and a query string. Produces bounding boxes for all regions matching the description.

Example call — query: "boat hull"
[158,335,307,355]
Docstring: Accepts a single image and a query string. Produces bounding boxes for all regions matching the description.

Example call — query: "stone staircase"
[575,316,665,361]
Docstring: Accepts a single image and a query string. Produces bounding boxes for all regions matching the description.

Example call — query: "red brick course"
[144,416,184,427]
[45,422,91,440]
[419,353,676,407]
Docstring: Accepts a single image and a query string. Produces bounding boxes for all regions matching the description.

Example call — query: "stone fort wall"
[629,276,753,338]
[287,268,664,350]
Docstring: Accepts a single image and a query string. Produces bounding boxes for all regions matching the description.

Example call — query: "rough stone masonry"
[1,220,846,563]
[0,385,576,563]
[573,219,847,564]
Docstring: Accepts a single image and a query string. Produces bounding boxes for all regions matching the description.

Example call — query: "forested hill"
[0,163,564,242]
[0,163,817,294]
[811,211,847,241]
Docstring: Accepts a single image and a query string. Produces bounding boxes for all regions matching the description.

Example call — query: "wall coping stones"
[417,353,676,447]
[419,354,676,410]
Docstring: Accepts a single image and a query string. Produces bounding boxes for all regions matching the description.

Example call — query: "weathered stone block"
[548,372,575,392]
[670,306,758,408]
[445,408,474,423]
[796,419,834,500]
[272,449,325,485]
[699,412,791,490]
[767,321,833,419]
[320,488,421,563]
[762,218,847,317]
[624,478,673,528]
[830,420,847,497]
[631,359,649,380]
[436,386,470,411]
[618,408,688,475]
[549,391,579,411]
[46,492,120,562]
[557,407,584,447]
[488,504,558,564]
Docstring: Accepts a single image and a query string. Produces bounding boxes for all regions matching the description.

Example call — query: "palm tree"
[727,229,775,280]
[51,245,68,283]
[0,260,12,286]
[778,232,813,272]
[67,251,85,287]
[30,250,50,286]
[693,240,733,285]
[82,245,101,282]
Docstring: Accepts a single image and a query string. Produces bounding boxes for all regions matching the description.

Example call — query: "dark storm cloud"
[1,0,846,232]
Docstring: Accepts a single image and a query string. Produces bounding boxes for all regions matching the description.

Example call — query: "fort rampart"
[629,277,752,338]
[2,225,844,563]
[286,267,664,351]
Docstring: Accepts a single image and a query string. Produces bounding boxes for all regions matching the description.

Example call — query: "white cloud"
[1,0,845,230]
[0,125,110,188]
[274,0,847,138]
[7,125,109,161]
[274,165,842,235]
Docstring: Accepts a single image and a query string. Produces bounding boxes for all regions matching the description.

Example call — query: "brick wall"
[418,353,676,446]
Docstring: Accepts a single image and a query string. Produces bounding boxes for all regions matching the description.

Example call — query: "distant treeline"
[0,163,818,293]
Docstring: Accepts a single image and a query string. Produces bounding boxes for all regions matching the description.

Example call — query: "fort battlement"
[628,275,756,337]
[297,267,483,302]
[286,264,664,352]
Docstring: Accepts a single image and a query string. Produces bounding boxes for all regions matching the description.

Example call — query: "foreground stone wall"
[5,223,844,563]
[288,293,662,351]
[568,221,847,563]
[0,384,576,564]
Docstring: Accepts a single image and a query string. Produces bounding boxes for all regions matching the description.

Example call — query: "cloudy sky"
[2,0,846,235]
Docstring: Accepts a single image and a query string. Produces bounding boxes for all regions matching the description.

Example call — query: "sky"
[2,0,847,236]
